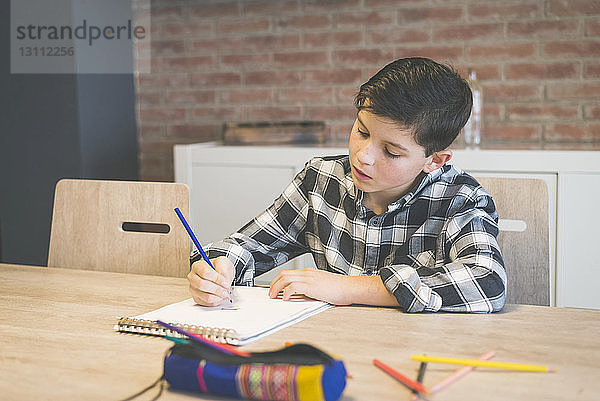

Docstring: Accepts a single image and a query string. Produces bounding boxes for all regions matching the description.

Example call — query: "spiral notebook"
[115,286,331,345]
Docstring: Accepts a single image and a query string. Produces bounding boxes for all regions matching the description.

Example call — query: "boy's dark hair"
[354,57,472,156]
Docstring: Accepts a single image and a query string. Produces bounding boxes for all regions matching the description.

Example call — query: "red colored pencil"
[373,359,430,394]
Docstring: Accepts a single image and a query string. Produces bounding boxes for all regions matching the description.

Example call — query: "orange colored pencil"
[373,359,430,394]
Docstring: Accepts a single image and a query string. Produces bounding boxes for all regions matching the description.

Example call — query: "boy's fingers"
[213,257,234,287]
[269,272,288,298]
[281,282,307,301]
[269,270,299,298]
[191,260,214,277]
[268,277,283,298]
[189,260,230,291]
[190,275,230,298]
[281,285,296,301]
[189,275,230,306]
[196,260,224,283]
[188,258,234,306]
[191,291,228,307]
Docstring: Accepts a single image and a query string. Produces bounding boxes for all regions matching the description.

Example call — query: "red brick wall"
[137,0,600,181]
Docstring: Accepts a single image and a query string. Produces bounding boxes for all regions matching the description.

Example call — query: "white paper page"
[134,286,330,342]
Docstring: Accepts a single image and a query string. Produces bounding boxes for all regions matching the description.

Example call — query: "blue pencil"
[174,208,233,303]
[174,207,214,268]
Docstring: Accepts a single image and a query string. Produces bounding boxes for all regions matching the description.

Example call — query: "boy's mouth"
[352,165,372,180]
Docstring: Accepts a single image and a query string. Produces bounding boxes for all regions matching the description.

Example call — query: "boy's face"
[348,110,445,207]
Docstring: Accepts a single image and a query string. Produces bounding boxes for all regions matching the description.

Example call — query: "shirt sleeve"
[195,160,313,285]
[379,192,507,313]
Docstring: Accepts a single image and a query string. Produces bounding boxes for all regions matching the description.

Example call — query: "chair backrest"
[475,177,550,306]
[48,179,190,278]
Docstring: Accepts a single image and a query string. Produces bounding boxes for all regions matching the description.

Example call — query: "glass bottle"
[463,69,483,147]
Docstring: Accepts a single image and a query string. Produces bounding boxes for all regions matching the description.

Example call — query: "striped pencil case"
[164,341,347,401]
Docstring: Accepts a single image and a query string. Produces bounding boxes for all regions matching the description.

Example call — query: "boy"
[189,57,507,313]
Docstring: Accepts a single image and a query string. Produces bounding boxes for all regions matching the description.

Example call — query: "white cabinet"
[175,143,600,308]
[190,164,297,244]
[556,173,600,309]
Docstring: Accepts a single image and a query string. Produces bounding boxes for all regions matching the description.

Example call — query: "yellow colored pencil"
[410,355,557,373]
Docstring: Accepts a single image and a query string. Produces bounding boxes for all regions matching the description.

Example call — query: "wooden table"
[1,263,599,401]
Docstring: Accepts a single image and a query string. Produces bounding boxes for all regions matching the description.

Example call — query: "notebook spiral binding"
[114,317,240,345]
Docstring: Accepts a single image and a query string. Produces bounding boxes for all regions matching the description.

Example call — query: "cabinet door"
[557,173,600,309]
[189,164,295,244]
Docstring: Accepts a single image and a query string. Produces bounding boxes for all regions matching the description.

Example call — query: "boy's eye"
[385,148,401,158]
[357,128,369,138]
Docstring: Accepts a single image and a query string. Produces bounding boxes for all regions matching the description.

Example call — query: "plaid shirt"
[198,155,507,313]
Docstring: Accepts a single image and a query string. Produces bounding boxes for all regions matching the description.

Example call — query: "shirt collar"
[353,166,448,216]
[355,190,367,218]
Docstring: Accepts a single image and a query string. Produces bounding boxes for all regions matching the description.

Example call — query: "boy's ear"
[423,149,453,173]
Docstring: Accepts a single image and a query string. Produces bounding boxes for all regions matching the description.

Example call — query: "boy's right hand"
[188,256,234,306]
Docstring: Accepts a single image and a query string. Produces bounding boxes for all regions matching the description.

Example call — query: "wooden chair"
[475,177,550,306]
[48,179,190,278]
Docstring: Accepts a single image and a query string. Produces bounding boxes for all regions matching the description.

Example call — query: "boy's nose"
[357,143,376,166]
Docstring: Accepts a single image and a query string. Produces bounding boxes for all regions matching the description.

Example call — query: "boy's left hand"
[268,268,351,305]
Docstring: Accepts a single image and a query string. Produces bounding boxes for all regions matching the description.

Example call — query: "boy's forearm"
[342,275,399,307]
